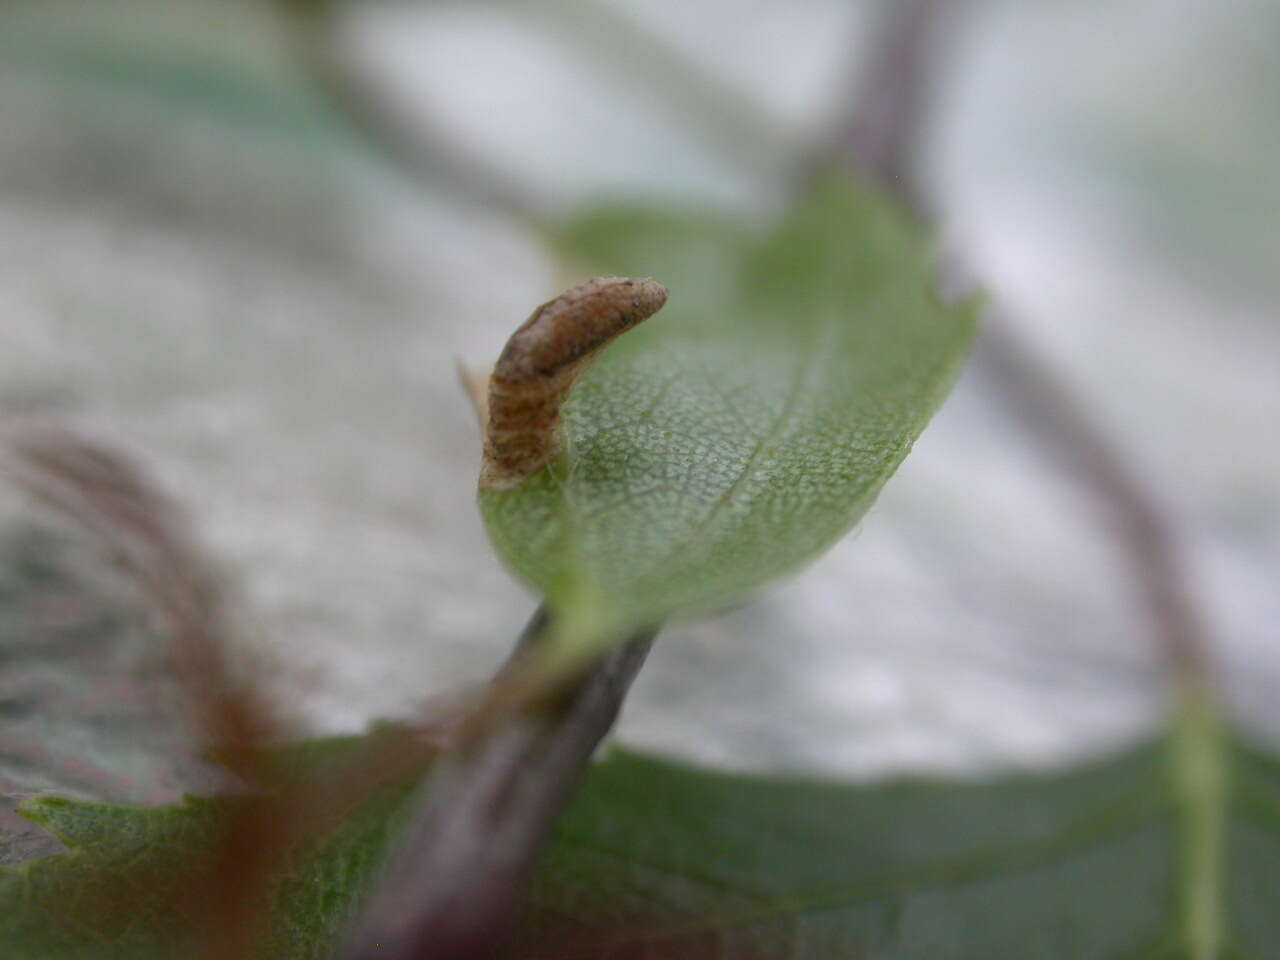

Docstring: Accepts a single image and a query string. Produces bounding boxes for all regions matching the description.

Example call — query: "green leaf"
[0,732,419,960]
[480,176,978,656]
[519,699,1280,960]
[0,520,225,867]
[3,702,1276,959]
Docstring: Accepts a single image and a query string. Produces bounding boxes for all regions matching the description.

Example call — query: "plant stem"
[972,325,1212,686]
[820,0,952,191]
[830,0,1212,688]
[1173,689,1226,960]
[838,8,1226,952]
[278,0,542,222]
[337,607,657,960]
[275,9,666,954]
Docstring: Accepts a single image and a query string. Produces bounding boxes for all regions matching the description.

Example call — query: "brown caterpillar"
[480,276,668,490]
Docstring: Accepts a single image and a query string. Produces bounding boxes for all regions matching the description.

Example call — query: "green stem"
[1173,687,1227,960]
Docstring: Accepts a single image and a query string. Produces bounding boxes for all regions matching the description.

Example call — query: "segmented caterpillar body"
[480,276,668,490]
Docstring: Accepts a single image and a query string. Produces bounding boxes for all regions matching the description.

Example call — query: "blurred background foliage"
[1,0,1277,817]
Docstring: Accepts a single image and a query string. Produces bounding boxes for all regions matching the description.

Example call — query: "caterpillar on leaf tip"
[480,276,668,490]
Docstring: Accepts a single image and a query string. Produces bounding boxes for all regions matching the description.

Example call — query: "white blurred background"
[1,0,1276,803]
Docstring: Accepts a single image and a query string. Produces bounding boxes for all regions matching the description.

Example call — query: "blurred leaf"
[480,175,977,656]
[0,520,226,850]
[1,702,1277,958]
[0,0,339,142]
[520,702,1277,960]
[0,732,417,960]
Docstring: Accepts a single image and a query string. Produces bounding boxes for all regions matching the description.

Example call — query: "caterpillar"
[480,276,668,490]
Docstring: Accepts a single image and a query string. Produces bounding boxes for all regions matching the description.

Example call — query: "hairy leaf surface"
[481,177,978,654]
